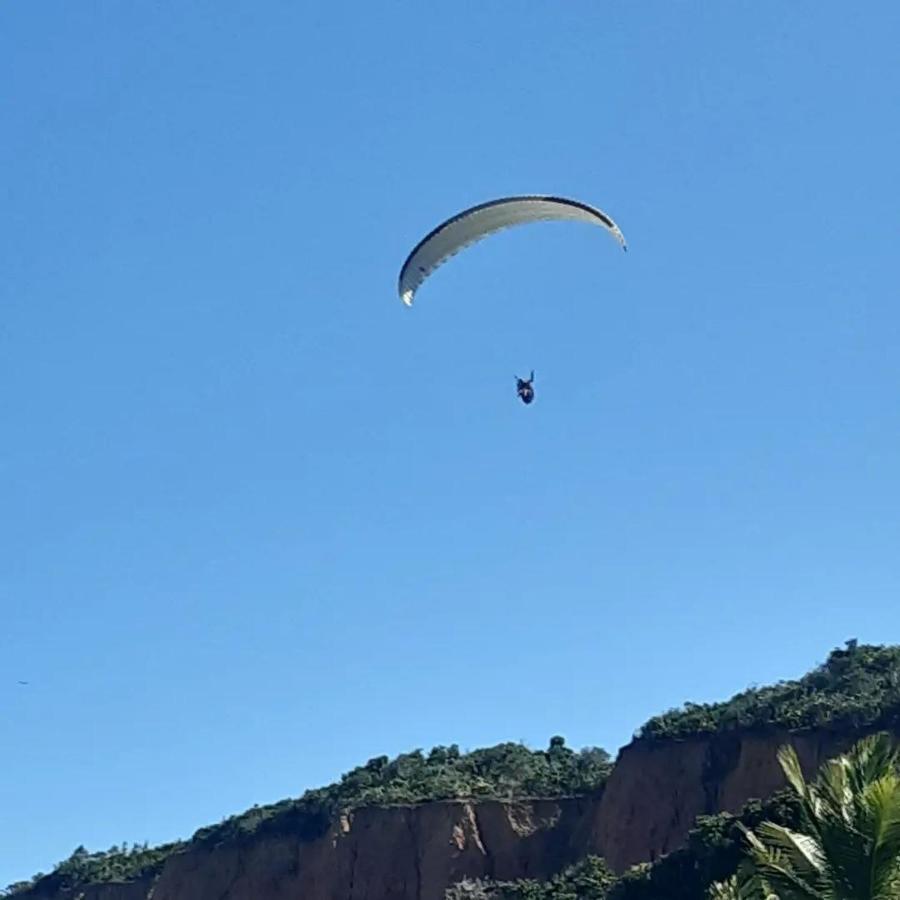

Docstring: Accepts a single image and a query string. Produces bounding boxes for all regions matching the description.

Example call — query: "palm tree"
[709,732,900,900]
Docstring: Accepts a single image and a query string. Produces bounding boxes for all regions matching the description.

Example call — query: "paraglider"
[516,372,535,405]
[397,195,626,405]
[397,195,626,308]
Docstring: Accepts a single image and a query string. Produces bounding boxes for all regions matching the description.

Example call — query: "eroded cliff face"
[588,727,873,871]
[19,726,895,900]
[19,799,593,900]
[152,799,594,900]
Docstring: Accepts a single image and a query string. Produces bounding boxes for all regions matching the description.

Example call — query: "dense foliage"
[638,642,900,740]
[0,843,181,897]
[4,738,611,896]
[192,737,611,845]
[446,856,616,900]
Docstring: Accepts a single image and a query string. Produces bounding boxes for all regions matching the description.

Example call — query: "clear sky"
[2,1,899,886]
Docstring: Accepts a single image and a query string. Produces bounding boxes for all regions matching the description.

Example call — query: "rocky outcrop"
[16,725,897,900]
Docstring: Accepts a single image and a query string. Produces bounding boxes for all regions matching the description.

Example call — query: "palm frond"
[753,821,826,879]
[860,775,900,899]
[745,846,829,900]
[708,871,778,900]
[777,744,810,804]
[846,733,900,797]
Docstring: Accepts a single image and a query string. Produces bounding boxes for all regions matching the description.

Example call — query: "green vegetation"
[638,641,900,740]
[709,732,900,900]
[0,842,180,897]
[446,856,617,900]
[4,738,611,897]
[192,737,611,845]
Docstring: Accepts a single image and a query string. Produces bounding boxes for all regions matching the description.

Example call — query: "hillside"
[6,641,900,900]
[4,741,612,897]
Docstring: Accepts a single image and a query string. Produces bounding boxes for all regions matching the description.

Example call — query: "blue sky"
[2,1,899,885]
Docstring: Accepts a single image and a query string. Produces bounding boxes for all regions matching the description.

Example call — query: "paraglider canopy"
[398,195,626,307]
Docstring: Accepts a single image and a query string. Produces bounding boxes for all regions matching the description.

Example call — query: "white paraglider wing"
[398,195,626,306]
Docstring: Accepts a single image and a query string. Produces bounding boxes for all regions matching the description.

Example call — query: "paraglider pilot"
[516,372,535,405]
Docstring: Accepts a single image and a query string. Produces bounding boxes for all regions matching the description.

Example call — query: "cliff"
[15,725,896,900]
[19,799,594,900]
[586,725,885,871]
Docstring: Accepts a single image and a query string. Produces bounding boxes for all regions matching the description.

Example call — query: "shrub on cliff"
[637,642,900,741]
[446,856,617,900]
[1,842,182,897]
